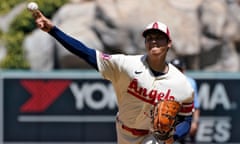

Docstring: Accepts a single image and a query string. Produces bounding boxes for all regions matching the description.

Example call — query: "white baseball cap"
[142,21,171,40]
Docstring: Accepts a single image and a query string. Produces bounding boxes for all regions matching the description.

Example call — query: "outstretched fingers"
[33,10,53,32]
[32,10,42,19]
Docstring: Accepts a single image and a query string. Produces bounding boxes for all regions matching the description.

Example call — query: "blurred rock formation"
[22,0,240,71]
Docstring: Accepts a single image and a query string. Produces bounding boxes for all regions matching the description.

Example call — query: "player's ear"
[167,40,172,48]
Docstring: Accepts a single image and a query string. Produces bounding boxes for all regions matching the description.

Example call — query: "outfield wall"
[0,70,239,144]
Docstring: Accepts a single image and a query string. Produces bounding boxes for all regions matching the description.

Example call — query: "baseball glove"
[151,100,181,141]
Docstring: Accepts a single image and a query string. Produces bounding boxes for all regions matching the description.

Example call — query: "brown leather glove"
[151,100,181,141]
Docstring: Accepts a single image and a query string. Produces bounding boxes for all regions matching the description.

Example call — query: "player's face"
[145,31,171,56]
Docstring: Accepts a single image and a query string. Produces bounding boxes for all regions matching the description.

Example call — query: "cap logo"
[152,22,159,29]
[143,21,171,40]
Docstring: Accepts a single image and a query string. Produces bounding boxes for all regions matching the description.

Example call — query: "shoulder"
[168,64,194,87]
[96,51,145,70]
[116,54,145,65]
[168,64,194,102]
[97,51,143,61]
[168,64,186,79]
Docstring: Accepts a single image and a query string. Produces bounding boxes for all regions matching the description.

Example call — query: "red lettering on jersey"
[149,90,157,99]
[127,79,175,105]
[128,78,138,89]
[142,88,148,97]
[20,80,70,113]
[164,89,175,101]
[157,92,165,99]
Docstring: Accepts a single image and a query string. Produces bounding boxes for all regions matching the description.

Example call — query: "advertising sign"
[191,73,240,143]
[0,71,240,143]
[1,72,118,144]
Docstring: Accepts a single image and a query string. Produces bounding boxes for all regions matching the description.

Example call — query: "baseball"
[27,2,38,11]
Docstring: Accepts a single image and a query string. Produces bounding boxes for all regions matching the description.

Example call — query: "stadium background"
[0,70,239,144]
[0,0,240,143]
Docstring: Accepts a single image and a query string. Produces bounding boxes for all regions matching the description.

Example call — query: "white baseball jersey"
[96,51,194,144]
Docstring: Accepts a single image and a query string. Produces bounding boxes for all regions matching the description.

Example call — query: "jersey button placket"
[152,79,159,104]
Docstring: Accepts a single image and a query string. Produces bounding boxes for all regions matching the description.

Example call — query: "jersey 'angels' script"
[127,78,174,105]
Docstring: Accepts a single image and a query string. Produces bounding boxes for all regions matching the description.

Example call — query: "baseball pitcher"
[29,6,194,144]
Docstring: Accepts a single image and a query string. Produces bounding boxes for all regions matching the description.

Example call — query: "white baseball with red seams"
[27,2,38,11]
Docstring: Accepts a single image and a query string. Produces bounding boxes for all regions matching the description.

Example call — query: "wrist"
[192,119,199,123]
